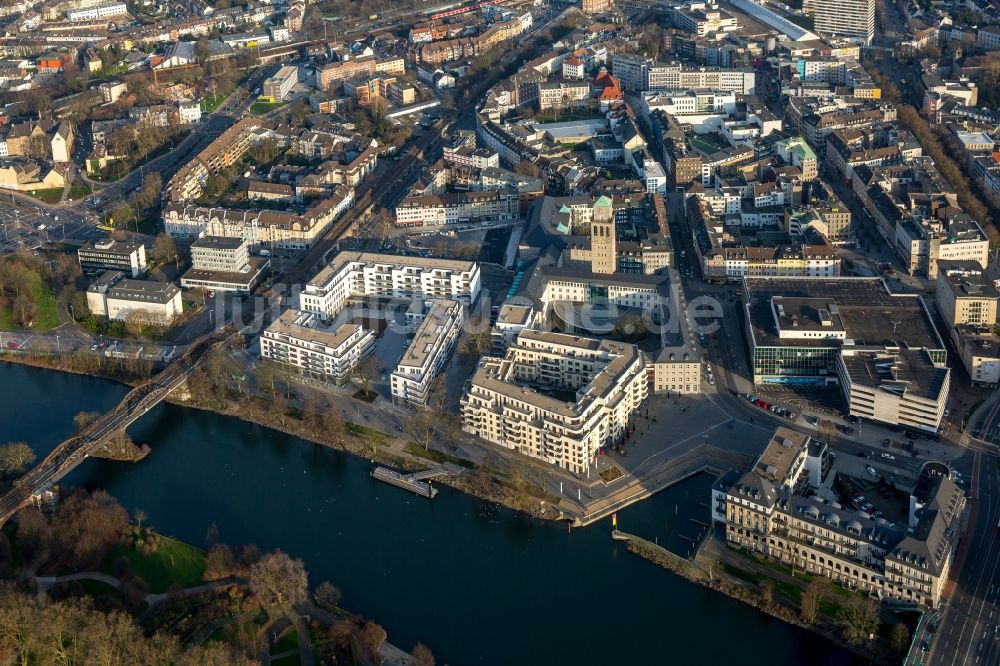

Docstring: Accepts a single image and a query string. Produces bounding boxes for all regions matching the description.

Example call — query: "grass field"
[345,422,394,446]
[102,534,206,593]
[250,101,285,116]
[27,188,63,204]
[0,266,60,331]
[270,630,299,655]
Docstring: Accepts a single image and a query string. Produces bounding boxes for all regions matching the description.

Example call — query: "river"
[1,362,863,665]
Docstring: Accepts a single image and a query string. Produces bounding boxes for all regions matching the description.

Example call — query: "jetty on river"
[371,464,463,498]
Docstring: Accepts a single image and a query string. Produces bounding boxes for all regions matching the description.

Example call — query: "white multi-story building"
[391,299,463,407]
[394,189,518,227]
[811,0,874,44]
[178,101,202,124]
[189,235,249,273]
[78,238,147,278]
[261,65,299,102]
[261,310,376,385]
[86,271,182,323]
[646,63,755,94]
[66,2,128,21]
[461,330,648,474]
[300,252,481,319]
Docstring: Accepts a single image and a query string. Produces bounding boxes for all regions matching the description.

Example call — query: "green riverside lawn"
[100,532,206,593]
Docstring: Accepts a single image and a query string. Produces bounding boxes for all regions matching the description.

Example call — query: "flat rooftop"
[745,277,944,351]
[840,348,949,401]
[755,427,809,484]
[267,312,363,350]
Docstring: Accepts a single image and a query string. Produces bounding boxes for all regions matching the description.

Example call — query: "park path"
[36,571,240,622]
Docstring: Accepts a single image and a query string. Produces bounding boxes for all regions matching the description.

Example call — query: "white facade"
[391,299,463,407]
[461,330,648,474]
[261,310,376,385]
[67,2,128,21]
[300,252,481,319]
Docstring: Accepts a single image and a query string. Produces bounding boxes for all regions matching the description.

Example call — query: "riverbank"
[0,353,890,664]
[0,351,557,522]
[621,529,899,665]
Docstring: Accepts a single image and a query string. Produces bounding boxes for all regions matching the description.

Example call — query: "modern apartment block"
[391,299,463,407]
[718,427,964,608]
[261,310,376,385]
[300,252,481,319]
[78,238,147,278]
[461,330,648,474]
[810,0,875,45]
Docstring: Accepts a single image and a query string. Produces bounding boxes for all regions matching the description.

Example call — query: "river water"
[1,362,862,665]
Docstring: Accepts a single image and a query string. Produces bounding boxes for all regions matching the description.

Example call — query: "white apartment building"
[391,299,463,407]
[537,80,591,110]
[300,252,481,319]
[189,235,249,273]
[811,0,874,45]
[66,2,127,21]
[394,189,518,227]
[261,310,376,385]
[461,330,648,474]
[178,101,202,124]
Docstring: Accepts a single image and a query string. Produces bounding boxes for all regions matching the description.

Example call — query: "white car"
[866,465,878,478]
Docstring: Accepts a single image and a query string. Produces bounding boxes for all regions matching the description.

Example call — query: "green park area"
[101,534,206,593]
[250,101,285,116]
[27,188,63,204]
[0,265,59,331]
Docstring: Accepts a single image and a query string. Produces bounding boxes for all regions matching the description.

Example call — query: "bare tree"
[0,442,36,476]
[405,410,436,451]
[248,550,309,608]
[890,623,911,655]
[800,577,825,625]
[315,581,342,610]
[353,356,379,398]
[360,622,387,663]
[73,411,100,432]
[411,642,435,666]
[132,508,148,531]
[839,597,879,646]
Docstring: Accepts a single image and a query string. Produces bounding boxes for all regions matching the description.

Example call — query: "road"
[928,451,1000,666]
[0,67,274,252]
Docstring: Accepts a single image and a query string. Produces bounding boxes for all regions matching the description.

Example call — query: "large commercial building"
[86,271,182,324]
[718,427,965,608]
[300,252,481,319]
[611,55,756,93]
[261,310,376,385]
[180,236,268,294]
[78,238,147,278]
[742,277,949,432]
[461,330,648,474]
[810,0,875,45]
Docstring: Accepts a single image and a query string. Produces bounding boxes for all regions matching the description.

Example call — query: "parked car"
[807,416,819,426]
[881,453,895,460]
[866,465,878,478]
